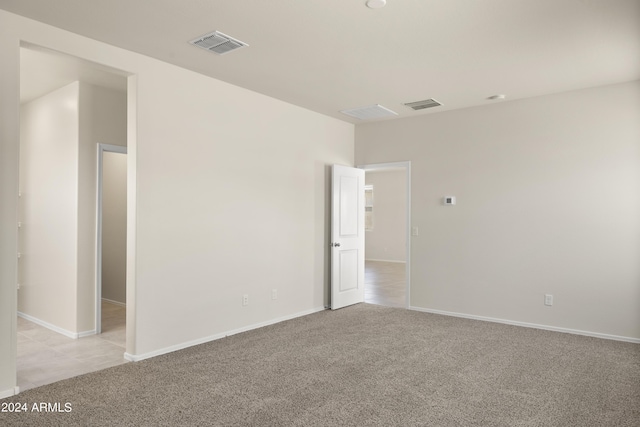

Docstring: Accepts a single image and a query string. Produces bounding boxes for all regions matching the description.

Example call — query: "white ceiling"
[4,0,640,123]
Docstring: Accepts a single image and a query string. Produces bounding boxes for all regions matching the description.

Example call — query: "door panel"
[339,250,358,292]
[339,175,359,236]
[331,165,365,309]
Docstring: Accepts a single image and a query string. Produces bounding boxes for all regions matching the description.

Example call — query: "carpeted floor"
[1,304,639,426]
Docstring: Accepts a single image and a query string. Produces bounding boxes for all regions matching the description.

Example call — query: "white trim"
[0,386,20,398]
[102,298,126,308]
[99,143,127,154]
[359,161,411,309]
[365,259,406,264]
[409,306,640,344]
[96,143,127,335]
[124,306,326,362]
[17,312,96,339]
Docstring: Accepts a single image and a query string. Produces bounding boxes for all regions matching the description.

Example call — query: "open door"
[331,164,365,310]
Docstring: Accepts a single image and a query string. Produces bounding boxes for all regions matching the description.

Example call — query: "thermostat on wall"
[444,196,456,205]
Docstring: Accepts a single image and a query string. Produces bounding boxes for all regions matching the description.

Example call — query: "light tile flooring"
[364,260,406,308]
[17,301,128,391]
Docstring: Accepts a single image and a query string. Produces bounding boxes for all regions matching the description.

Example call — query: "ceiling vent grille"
[404,98,442,111]
[190,31,248,55]
[340,104,398,120]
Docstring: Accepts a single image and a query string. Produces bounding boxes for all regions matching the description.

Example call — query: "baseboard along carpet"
[1,304,639,426]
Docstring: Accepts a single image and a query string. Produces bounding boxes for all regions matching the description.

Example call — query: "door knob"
[332,242,341,247]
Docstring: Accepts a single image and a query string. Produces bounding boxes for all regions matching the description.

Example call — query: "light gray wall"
[102,151,127,304]
[355,80,640,340]
[365,169,406,262]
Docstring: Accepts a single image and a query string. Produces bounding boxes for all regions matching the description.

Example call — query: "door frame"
[357,161,411,309]
[96,143,127,334]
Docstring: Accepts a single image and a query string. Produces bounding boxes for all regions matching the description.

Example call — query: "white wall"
[102,151,127,304]
[134,66,353,355]
[355,80,640,341]
[365,170,406,262]
[0,9,354,395]
[19,82,80,333]
[0,25,20,396]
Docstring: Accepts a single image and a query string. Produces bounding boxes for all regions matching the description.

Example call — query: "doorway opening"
[17,43,130,391]
[96,145,127,339]
[360,162,411,308]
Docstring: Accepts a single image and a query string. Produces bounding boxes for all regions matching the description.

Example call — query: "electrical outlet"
[544,294,553,306]
[272,289,277,300]
[242,294,249,306]
[17,283,21,290]
[411,226,419,236]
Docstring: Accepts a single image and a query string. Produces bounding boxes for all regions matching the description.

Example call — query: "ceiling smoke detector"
[404,98,442,111]
[366,0,387,9]
[340,104,398,120]
[190,31,248,55]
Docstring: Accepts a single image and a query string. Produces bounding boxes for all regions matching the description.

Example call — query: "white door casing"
[331,165,365,310]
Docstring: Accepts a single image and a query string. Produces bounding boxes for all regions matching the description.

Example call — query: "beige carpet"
[1,304,639,426]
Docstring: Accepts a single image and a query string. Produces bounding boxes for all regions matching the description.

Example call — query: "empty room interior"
[0,1,639,425]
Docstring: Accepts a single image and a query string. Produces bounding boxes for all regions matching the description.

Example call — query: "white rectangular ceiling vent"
[190,31,248,55]
[404,98,442,111]
[340,104,398,120]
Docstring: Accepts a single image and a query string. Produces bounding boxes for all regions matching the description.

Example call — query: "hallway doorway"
[17,44,129,391]
[361,162,411,308]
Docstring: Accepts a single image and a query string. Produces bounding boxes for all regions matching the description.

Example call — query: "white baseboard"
[0,386,20,399]
[17,312,95,340]
[365,259,406,264]
[409,306,640,344]
[125,306,327,362]
[102,298,126,307]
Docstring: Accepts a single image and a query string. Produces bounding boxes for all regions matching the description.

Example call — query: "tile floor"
[364,260,406,308]
[17,301,128,392]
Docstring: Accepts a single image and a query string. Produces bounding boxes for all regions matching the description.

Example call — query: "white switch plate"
[411,226,419,236]
[544,294,553,306]
[242,294,249,306]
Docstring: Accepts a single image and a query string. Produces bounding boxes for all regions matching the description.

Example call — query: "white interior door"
[331,164,365,310]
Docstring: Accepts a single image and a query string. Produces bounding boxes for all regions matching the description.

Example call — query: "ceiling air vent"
[404,98,442,111]
[190,31,248,55]
[340,104,398,120]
